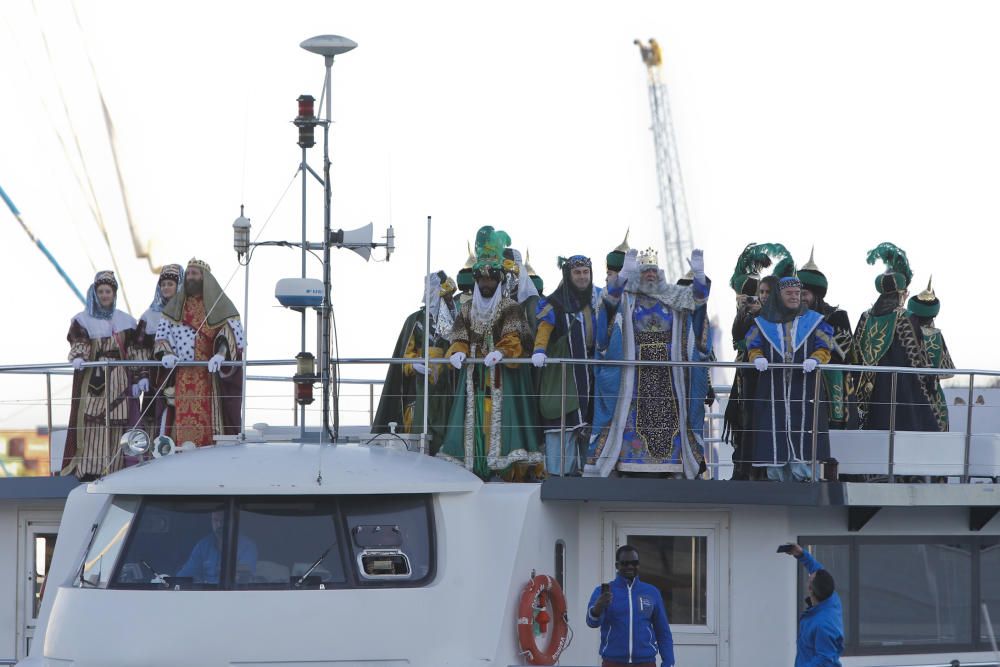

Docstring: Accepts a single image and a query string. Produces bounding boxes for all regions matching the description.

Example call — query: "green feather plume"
[771,257,796,278]
[866,242,913,285]
[729,242,792,292]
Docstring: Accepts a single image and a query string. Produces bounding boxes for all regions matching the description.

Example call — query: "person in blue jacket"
[785,543,844,667]
[587,545,674,667]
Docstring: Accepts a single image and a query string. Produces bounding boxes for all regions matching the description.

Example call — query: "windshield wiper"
[141,560,171,588]
[77,523,99,588]
[293,545,333,588]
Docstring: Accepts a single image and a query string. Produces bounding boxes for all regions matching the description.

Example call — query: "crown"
[187,258,211,274]
[638,247,658,268]
[524,249,538,278]
[159,263,183,283]
[916,275,936,302]
[462,241,476,270]
[94,270,118,289]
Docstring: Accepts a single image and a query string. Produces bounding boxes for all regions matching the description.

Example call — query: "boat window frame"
[99,493,435,591]
[800,534,995,657]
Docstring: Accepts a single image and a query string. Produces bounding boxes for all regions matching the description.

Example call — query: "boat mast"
[634,38,695,281]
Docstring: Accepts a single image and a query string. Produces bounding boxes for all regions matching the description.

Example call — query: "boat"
[3,34,1000,667]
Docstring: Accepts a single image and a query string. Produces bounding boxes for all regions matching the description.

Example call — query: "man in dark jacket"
[587,545,674,667]
[785,544,844,667]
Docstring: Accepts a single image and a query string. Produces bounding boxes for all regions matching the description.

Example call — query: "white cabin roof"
[87,442,481,496]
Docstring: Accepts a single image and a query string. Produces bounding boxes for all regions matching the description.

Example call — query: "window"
[78,494,434,591]
[628,534,708,626]
[113,497,227,589]
[77,496,139,588]
[554,540,566,591]
[236,499,346,589]
[802,536,992,656]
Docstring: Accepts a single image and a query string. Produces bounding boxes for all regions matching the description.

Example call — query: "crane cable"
[30,0,132,311]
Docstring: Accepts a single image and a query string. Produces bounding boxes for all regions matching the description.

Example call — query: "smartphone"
[776,543,796,554]
[601,582,610,594]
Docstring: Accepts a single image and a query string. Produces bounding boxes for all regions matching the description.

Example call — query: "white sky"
[0,0,997,427]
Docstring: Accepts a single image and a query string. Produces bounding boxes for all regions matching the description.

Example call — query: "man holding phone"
[780,543,844,666]
[586,545,674,667]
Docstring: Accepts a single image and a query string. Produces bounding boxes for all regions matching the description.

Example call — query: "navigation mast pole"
[300,35,357,444]
[634,38,695,280]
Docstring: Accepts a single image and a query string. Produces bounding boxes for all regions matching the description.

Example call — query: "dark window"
[627,534,708,626]
[112,497,226,590]
[236,499,346,589]
[802,536,990,656]
[341,495,434,585]
[92,494,433,591]
[555,540,566,591]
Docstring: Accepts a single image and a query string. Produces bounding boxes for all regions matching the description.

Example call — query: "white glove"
[412,362,429,375]
[483,350,504,368]
[161,354,178,370]
[687,248,705,280]
[131,384,141,398]
[137,378,150,393]
[531,352,547,368]
[753,357,769,372]
[71,357,85,372]
[449,352,467,369]
[802,358,819,373]
[621,248,639,276]
[207,353,225,373]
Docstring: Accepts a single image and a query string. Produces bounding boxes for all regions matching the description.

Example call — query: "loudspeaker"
[331,223,373,261]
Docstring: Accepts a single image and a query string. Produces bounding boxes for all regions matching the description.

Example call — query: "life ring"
[516,574,569,665]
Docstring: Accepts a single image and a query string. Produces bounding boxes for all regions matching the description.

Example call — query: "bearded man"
[585,246,710,478]
[155,259,245,446]
[437,226,541,480]
[746,275,834,481]
[531,254,601,475]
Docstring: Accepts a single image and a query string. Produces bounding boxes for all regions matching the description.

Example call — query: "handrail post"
[810,368,822,482]
[46,372,53,475]
[105,359,112,469]
[369,383,375,427]
[888,371,898,483]
[963,372,975,483]
[559,360,567,477]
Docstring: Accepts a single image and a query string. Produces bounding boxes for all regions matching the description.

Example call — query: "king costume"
[62,271,140,479]
[154,259,245,446]
[851,243,944,432]
[585,246,710,478]
[907,277,954,431]
[745,274,834,481]
[133,263,183,436]
[437,226,542,480]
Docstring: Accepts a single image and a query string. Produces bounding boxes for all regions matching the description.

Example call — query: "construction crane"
[634,38,695,281]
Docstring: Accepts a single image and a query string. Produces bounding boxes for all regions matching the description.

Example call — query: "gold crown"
[187,258,211,274]
[916,275,936,302]
[638,247,658,268]
[613,229,631,254]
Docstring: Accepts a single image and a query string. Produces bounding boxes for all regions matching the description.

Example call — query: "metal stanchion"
[559,361,567,477]
[104,359,112,468]
[46,373,53,472]
[810,368,822,482]
[888,372,898,483]
[370,383,375,427]
[963,373,976,483]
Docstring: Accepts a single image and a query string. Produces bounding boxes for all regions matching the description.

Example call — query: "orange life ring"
[517,574,569,665]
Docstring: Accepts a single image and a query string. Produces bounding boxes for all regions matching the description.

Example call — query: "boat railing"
[0,357,994,482]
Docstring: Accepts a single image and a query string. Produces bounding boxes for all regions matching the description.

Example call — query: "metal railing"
[0,356,994,482]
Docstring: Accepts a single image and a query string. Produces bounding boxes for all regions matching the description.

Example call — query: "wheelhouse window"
[236,499,346,589]
[78,494,433,590]
[802,536,988,656]
[77,496,139,589]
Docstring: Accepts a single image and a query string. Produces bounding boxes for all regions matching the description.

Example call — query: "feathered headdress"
[729,242,791,295]
[866,242,913,293]
[771,257,797,279]
[472,225,512,273]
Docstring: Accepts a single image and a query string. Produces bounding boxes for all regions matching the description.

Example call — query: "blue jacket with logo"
[796,551,844,667]
[586,575,674,666]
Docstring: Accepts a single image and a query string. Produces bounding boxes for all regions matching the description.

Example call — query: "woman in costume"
[133,264,182,436]
[62,271,141,479]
